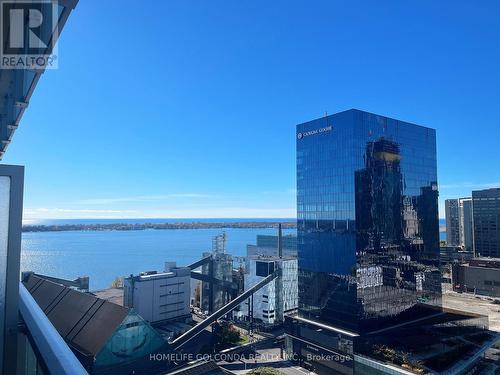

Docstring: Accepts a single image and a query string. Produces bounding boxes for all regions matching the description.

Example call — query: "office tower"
[295,109,441,333]
[472,188,500,257]
[286,109,444,374]
[445,199,461,246]
[460,198,474,251]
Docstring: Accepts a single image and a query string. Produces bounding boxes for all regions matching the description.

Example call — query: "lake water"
[21,227,296,291]
[20,218,446,291]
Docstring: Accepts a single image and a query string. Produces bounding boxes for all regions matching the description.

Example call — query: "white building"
[123,263,191,325]
[242,256,298,324]
[460,198,474,251]
[446,197,473,251]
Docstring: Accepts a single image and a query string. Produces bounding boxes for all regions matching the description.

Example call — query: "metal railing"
[19,283,88,375]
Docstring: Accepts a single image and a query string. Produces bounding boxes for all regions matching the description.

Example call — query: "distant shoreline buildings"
[22,221,297,233]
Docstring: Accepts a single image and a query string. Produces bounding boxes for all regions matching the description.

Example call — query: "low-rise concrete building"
[123,263,191,325]
[440,245,474,264]
[452,258,500,297]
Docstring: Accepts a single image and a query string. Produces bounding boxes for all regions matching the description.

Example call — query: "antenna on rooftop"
[278,223,283,258]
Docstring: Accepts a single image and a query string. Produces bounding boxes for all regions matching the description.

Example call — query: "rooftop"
[92,287,124,306]
[297,108,435,132]
[465,258,500,269]
[129,267,191,281]
[356,307,498,374]
[22,274,129,360]
[249,255,297,261]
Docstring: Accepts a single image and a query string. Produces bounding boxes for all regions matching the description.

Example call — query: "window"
[256,261,274,277]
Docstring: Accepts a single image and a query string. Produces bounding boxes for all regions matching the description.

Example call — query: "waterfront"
[20,217,445,291]
[20,227,296,291]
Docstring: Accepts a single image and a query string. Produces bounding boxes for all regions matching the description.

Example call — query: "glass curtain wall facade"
[472,188,500,258]
[445,199,461,246]
[296,109,441,334]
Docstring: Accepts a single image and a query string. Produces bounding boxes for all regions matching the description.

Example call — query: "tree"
[213,321,241,348]
[110,276,123,288]
[249,368,285,375]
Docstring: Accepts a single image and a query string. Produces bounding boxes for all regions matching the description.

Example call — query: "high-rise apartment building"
[473,188,500,258]
[445,199,461,246]
[286,109,442,374]
[460,198,474,251]
[445,198,473,250]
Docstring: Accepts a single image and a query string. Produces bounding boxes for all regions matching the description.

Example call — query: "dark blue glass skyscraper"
[296,109,441,334]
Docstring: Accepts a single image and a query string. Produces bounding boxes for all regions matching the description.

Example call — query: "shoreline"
[22,221,297,233]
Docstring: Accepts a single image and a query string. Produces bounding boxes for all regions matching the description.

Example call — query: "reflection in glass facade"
[296,109,441,334]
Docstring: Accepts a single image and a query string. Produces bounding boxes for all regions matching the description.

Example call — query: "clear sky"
[3,0,500,221]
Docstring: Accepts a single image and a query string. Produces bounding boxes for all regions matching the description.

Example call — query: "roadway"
[218,347,312,375]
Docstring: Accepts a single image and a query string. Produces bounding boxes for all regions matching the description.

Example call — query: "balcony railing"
[18,283,88,375]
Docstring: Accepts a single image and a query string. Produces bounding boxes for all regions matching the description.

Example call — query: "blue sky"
[3,0,500,221]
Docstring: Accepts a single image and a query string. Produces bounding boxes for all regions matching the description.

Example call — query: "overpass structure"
[171,271,279,349]
[187,256,212,271]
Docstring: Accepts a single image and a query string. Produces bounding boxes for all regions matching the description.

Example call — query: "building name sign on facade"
[297,125,332,140]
